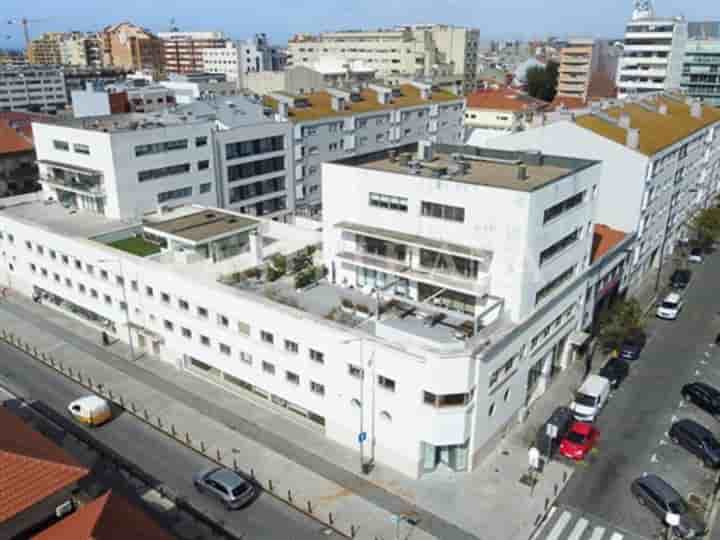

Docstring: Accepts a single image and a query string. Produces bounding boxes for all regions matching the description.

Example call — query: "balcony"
[39,175,105,197]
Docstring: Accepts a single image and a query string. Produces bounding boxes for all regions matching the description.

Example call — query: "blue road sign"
[358,431,367,443]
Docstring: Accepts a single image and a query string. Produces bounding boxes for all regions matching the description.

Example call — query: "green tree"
[599,298,644,351]
[689,206,720,247]
[525,60,559,102]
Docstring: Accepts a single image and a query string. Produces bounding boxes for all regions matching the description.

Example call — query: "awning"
[568,331,591,347]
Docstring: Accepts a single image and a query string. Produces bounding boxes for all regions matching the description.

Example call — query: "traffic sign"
[358,431,367,443]
[546,423,558,439]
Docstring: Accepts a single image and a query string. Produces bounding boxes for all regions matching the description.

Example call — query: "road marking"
[651,453,659,463]
[566,518,589,540]
[696,370,702,376]
[588,527,606,540]
[545,511,572,540]
[609,533,624,540]
[659,439,667,446]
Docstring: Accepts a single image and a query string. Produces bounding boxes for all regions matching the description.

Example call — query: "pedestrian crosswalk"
[535,505,649,540]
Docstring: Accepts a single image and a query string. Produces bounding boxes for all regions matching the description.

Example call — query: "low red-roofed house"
[0,111,45,196]
[0,407,89,539]
[464,87,549,131]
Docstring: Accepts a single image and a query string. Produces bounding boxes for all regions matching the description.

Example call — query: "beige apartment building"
[27,33,64,65]
[29,32,105,68]
[101,22,164,77]
[557,38,619,102]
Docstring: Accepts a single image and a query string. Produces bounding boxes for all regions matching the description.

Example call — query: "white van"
[570,375,611,422]
[656,292,683,320]
[68,395,112,427]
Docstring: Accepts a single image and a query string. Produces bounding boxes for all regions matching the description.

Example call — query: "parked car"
[559,421,599,460]
[619,330,647,360]
[535,406,574,458]
[657,292,683,320]
[67,395,112,427]
[599,358,629,389]
[193,467,255,510]
[570,375,611,422]
[669,419,720,468]
[682,382,720,417]
[670,269,692,290]
[688,247,704,264]
[631,474,706,538]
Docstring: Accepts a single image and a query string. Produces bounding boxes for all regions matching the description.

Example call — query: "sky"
[2,0,719,49]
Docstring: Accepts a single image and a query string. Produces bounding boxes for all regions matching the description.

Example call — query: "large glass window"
[138,163,190,182]
[369,192,408,212]
[157,186,192,203]
[535,265,576,305]
[227,157,285,183]
[539,228,581,266]
[226,136,284,160]
[543,191,585,224]
[357,235,406,261]
[419,249,478,279]
[135,139,188,157]
[421,201,465,222]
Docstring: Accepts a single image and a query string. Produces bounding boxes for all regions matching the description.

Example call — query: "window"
[225,136,284,160]
[286,371,300,385]
[138,163,191,182]
[348,364,364,379]
[377,375,396,392]
[157,187,192,203]
[116,276,124,286]
[351,398,361,408]
[29,263,37,273]
[535,265,576,305]
[262,361,276,374]
[329,142,338,152]
[227,156,284,183]
[178,299,189,311]
[369,192,408,212]
[163,320,174,331]
[146,286,154,297]
[74,260,82,270]
[86,263,94,275]
[543,191,585,224]
[181,327,192,338]
[310,381,325,395]
[90,288,98,298]
[200,182,212,194]
[53,140,69,151]
[104,294,112,305]
[488,402,496,417]
[196,136,208,147]
[25,240,32,250]
[261,330,274,344]
[380,410,392,422]
[130,280,138,292]
[539,228,581,266]
[237,321,250,335]
[239,351,253,364]
[61,255,69,265]
[78,283,86,293]
[198,160,210,171]
[285,339,299,354]
[200,335,211,346]
[423,390,474,407]
[309,349,324,364]
[219,343,231,356]
[37,245,44,255]
[197,306,208,318]
[65,277,72,287]
[217,314,229,327]
[73,143,90,155]
[161,292,170,304]
[135,139,188,157]
[52,272,60,282]
[421,201,465,222]
[503,388,511,402]
[100,269,109,281]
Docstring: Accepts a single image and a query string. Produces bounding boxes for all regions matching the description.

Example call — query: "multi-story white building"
[682,39,720,107]
[487,93,720,293]
[0,66,67,113]
[265,82,465,213]
[201,35,272,85]
[616,1,688,98]
[0,141,601,478]
[288,25,479,92]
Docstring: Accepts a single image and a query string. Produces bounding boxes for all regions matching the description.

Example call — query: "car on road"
[669,419,720,468]
[559,421,599,460]
[682,382,720,418]
[688,247,704,264]
[619,330,647,360]
[193,467,256,510]
[599,358,629,389]
[670,269,692,290]
[657,292,683,320]
[67,395,112,427]
[535,406,574,458]
[570,375,611,422]
[631,474,706,538]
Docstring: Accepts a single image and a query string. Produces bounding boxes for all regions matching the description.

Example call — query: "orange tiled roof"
[466,87,549,112]
[0,123,34,155]
[591,224,628,263]
[0,407,89,524]
[550,95,587,111]
[32,490,176,540]
[0,111,50,139]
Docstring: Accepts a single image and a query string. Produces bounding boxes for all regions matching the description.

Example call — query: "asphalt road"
[0,341,340,540]
[556,252,720,538]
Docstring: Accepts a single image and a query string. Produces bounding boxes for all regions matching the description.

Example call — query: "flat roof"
[263,84,460,122]
[144,208,258,243]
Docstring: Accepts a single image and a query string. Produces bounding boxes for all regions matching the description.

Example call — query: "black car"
[599,358,629,389]
[535,406,574,458]
[670,269,692,290]
[619,331,647,360]
[682,382,720,417]
[631,474,706,538]
[669,419,720,468]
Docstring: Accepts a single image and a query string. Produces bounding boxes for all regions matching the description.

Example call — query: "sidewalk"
[0,293,586,540]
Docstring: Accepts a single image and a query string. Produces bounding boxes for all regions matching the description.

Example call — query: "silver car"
[193,467,255,509]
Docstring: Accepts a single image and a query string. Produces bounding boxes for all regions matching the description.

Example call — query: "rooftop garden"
[108,236,161,257]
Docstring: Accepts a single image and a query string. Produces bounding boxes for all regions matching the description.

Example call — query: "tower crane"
[7,17,53,47]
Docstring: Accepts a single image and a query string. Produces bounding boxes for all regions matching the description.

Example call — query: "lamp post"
[342,336,376,473]
[98,258,135,361]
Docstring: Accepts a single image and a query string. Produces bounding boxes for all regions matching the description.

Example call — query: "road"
[554,251,720,538]
[0,341,339,540]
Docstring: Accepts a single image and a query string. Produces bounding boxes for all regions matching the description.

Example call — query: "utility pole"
[98,258,135,362]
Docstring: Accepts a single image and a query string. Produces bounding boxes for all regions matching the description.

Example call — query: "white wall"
[71,89,111,118]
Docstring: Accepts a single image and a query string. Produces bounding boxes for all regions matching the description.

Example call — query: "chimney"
[516,164,528,181]
[659,103,668,115]
[626,128,640,150]
[691,100,702,119]
[618,112,631,129]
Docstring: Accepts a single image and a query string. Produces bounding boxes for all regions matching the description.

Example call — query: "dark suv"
[669,419,720,468]
[535,406,574,458]
[670,269,692,290]
[682,382,720,417]
[631,475,706,538]
[619,331,647,360]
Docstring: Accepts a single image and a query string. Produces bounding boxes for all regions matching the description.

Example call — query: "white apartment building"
[487,94,720,293]
[0,141,601,478]
[287,25,479,92]
[0,66,67,113]
[202,42,241,83]
[266,82,465,213]
[202,34,273,85]
[616,1,688,98]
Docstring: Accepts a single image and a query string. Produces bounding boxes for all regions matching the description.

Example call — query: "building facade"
[464,87,549,131]
[27,33,64,65]
[0,66,67,113]
[101,22,165,77]
[159,31,227,75]
[557,39,619,102]
[682,39,720,107]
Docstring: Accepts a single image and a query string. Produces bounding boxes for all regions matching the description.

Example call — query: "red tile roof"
[0,123,34,155]
[466,87,549,112]
[32,491,176,540]
[591,224,628,263]
[0,111,50,139]
[550,95,587,111]
[0,407,89,524]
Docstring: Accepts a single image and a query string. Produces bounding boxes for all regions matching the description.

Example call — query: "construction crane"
[7,17,53,48]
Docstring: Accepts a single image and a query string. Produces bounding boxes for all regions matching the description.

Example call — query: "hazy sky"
[3,0,719,48]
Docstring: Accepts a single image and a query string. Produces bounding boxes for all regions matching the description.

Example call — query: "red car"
[559,421,599,460]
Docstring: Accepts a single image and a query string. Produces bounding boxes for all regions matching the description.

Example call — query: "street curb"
[0,328,353,540]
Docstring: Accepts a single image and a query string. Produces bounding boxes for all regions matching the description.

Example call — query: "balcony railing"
[39,175,105,196]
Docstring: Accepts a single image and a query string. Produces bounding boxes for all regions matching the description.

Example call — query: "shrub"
[243,267,260,279]
[271,253,287,275]
[355,303,370,315]
[341,298,354,310]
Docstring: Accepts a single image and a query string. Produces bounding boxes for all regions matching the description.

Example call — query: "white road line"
[567,518,589,540]
[609,533,624,540]
[545,511,572,540]
[588,527,606,540]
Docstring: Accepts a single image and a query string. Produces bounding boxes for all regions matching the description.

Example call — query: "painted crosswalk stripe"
[609,533,624,540]
[567,518,589,540]
[546,511,572,540]
[588,527,606,540]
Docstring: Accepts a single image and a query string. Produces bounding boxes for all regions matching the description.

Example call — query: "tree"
[689,206,720,247]
[525,60,559,102]
[599,298,644,352]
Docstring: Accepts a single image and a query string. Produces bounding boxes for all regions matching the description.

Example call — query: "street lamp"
[98,258,135,362]
[342,336,376,474]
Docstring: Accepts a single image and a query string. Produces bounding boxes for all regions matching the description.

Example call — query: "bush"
[341,298,355,310]
[271,254,287,275]
[243,267,261,280]
[266,266,282,282]
[355,303,370,315]
[599,298,644,351]
[291,255,311,273]
[294,269,314,289]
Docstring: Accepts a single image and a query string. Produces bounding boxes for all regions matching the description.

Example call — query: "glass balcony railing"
[40,175,105,196]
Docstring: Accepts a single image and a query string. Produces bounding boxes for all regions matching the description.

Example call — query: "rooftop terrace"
[144,207,258,244]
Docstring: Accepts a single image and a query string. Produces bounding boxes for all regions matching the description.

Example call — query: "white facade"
[202,42,241,82]
[0,66,67,113]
